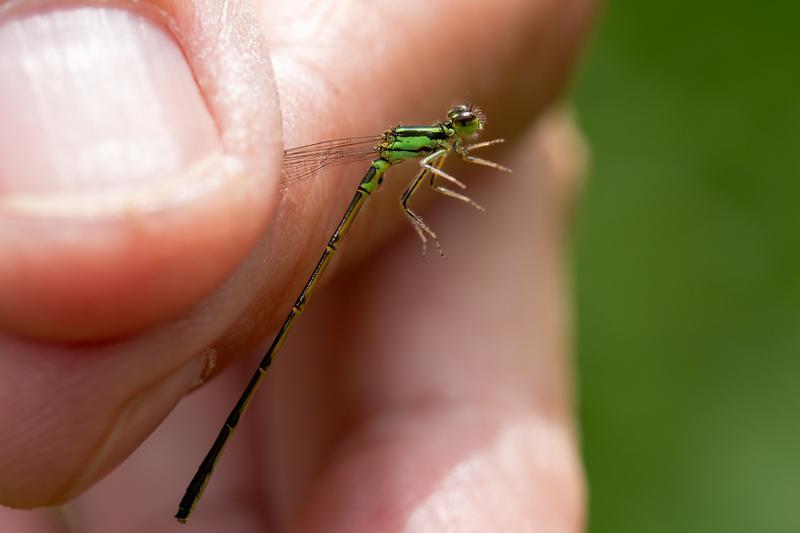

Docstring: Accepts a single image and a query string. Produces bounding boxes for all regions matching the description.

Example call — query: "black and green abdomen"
[359,158,391,193]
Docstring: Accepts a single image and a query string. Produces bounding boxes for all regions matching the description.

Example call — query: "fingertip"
[0,2,281,341]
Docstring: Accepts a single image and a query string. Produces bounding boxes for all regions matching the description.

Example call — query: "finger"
[259,109,587,530]
[0,0,280,507]
[262,0,596,137]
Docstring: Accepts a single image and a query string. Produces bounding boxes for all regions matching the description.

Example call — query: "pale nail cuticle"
[0,149,227,218]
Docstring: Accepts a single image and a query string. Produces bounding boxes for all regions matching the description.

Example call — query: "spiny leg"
[401,163,445,258]
[404,205,444,259]
[406,211,430,256]
[420,149,467,189]
[466,138,506,151]
[459,138,513,173]
[423,149,485,212]
[430,183,485,212]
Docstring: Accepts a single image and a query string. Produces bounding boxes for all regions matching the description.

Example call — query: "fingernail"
[0,4,220,215]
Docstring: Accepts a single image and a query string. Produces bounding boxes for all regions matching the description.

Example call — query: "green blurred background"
[572,1,800,532]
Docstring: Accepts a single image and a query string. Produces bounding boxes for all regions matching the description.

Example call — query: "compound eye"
[454,111,475,127]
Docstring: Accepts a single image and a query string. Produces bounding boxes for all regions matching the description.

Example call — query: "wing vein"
[281,135,382,185]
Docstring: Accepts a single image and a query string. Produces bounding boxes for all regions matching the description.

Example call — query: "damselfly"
[175,103,510,522]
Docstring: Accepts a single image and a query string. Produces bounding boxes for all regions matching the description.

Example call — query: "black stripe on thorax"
[393,124,449,140]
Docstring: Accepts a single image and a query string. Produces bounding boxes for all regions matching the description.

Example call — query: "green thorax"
[379,123,456,163]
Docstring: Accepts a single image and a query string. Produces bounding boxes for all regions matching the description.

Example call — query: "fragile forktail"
[175,103,510,522]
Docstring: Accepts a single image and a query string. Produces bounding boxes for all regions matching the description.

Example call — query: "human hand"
[0,0,595,531]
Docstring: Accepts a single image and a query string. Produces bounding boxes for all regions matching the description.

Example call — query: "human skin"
[0,0,596,531]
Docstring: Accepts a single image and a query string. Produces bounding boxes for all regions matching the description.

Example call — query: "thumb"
[0,0,280,507]
[0,1,280,342]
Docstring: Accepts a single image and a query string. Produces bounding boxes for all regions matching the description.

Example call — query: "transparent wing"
[282,135,381,185]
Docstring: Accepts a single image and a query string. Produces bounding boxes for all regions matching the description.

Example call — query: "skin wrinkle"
[312,320,577,520]
[404,416,581,532]
[288,405,573,532]
[319,412,484,530]
[50,355,202,505]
